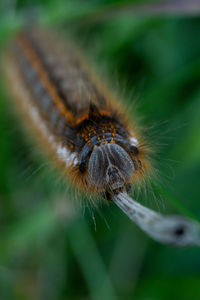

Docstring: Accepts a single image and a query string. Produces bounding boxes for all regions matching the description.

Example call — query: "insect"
[4,26,200,246]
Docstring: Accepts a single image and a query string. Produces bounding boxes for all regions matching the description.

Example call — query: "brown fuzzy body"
[4,27,149,198]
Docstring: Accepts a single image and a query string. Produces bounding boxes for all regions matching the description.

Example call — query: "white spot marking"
[130,136,138,146]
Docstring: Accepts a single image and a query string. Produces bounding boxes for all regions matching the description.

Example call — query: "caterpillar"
[4,27,147,198]
[3,26,200,246]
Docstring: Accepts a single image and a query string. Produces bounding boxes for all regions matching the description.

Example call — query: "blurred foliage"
[1,0,200,299]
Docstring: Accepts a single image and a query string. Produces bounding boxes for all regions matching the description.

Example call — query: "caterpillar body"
[4,27,200,246]
[5,27,147,199]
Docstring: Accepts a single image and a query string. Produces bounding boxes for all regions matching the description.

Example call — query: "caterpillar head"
[88,143,135,194]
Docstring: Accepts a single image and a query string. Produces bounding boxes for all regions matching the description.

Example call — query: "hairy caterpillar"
[3,26,200,246]
[5,27,147,198]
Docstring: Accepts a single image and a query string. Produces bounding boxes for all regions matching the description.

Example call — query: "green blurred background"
[1,0,200,299]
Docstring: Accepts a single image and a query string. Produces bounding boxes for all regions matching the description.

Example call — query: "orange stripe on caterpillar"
[18,34,74,123]
[75,110,111,125]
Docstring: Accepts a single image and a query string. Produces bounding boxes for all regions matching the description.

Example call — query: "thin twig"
[113,192,200,246]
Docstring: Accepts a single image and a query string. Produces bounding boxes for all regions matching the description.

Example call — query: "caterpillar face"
[75,105,142,195]
[88,143,135,193]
